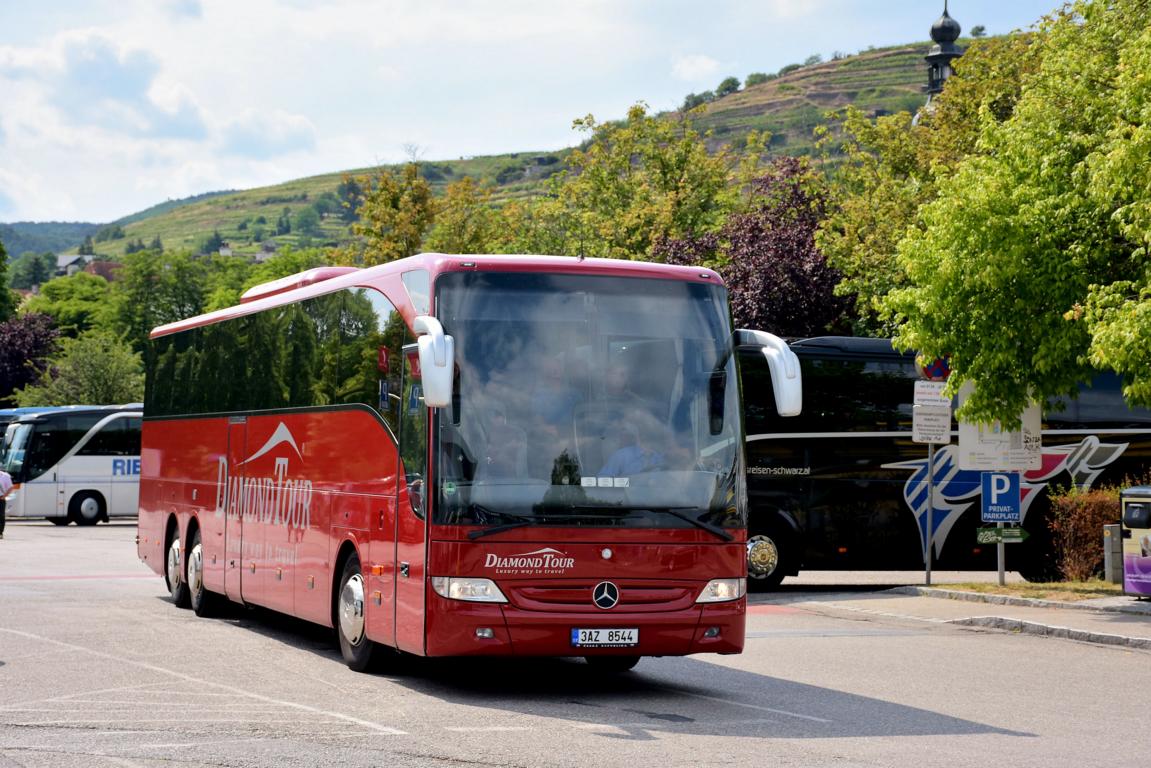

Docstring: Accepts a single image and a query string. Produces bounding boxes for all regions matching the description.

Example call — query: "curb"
[889,586,1151,616]
[947,616,1151,650]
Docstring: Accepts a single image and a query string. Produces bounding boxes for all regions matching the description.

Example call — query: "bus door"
[224,416,247,603]
[394,344,429,654]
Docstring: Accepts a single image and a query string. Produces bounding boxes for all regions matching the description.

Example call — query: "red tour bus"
[137,253,801,672]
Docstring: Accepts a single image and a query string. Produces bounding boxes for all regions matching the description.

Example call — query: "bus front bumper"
[424,596,745,657]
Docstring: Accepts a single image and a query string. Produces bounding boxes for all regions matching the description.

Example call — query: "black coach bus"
[738,336,1151,589]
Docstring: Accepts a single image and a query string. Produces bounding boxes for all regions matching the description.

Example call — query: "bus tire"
[188,528,221,618]
[747,530,788,591]
[584,655,640,673]
[336,554,378,672]
[69,491,105,526]
[166,530,190,608]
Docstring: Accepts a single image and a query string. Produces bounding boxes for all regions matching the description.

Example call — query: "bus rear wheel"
[69,491,105,526]
[747,531,788,591]
[336,554,378,672]
[166,532,190,608]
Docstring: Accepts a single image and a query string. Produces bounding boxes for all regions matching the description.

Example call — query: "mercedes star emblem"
[592,581,620,610]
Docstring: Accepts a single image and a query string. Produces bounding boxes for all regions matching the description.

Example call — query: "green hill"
[37,40,938,260]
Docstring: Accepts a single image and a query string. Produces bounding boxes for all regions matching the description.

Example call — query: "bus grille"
[505,580,698,613]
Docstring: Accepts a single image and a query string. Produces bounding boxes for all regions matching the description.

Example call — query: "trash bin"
[1120,486,1151,597]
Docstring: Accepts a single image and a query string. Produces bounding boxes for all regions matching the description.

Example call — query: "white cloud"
[672,54,721,82]
[221,110,317,160]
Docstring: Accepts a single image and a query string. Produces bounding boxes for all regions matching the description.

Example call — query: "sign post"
[913,380,951,586]
[981,471,1021,586]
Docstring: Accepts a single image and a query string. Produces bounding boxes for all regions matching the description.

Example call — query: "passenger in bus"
[529,355,582,477]
[598,424,665,477]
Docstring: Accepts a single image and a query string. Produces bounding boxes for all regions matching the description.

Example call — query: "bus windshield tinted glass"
[434,271,744,532]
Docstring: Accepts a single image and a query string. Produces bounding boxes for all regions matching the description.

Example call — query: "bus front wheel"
[336,554,379,672]
[747,531,788,591]
[69,491,105,526]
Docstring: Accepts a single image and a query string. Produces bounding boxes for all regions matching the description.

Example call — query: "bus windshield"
[434,271,744,533]
[1,413,104,483]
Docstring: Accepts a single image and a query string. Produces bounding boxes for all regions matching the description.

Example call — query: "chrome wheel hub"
[188,542,204,598]
[78,496,100,521]
[339,573,366,646]
[166,539,183,591]
[747,535,779,578]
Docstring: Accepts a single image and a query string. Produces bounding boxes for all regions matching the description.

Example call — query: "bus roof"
[4,404,143,425]
[151,252,725,340]
[789,336,909,358]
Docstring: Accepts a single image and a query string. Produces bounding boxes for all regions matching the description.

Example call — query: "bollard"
[1103,524,1123,584]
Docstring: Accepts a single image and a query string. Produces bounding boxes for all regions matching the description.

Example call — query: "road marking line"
[444,726,532,732]
[0,627,407,735]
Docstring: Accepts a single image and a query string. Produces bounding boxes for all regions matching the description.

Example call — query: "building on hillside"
[84,260,123,282]
[55,253,91,277]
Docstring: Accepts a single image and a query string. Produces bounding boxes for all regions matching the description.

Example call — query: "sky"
[0,0,1060,224]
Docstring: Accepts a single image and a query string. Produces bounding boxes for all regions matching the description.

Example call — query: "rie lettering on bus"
[138,254,804,672]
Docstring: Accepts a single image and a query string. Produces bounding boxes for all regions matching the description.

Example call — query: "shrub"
[1047,487,1120,581]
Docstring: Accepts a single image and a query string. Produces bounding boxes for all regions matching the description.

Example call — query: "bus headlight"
[696,578,746,603]
[431,577,507,603]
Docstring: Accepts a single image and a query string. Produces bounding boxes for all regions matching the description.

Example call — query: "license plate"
[571,628,639,647]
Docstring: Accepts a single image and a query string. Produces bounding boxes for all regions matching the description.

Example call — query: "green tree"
[342,163,434,266]
[78,235,95,256]
[715,76,740,98]
[521,103,745,261]
[9,251,55,290]
[816,33,1039,335]
[425,177,499,254]
[745,72,773,88]
[243,247,332,293]
[880,1,1143,424]
[295,206,322,237]
[971,25,987,37]
[13,332,144,406]
[0,238,14,321]
[110,250,207,354]
[22,272,113,337]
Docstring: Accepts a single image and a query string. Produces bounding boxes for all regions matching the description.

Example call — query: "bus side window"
[78,420,130,456]
[399,342,427,519]
[738,349,779,434]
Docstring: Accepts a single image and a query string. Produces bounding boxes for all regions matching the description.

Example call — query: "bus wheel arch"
[332,542,378,672]
[164,515,190,608]
[69,490,106,526]
[747,510,800,591]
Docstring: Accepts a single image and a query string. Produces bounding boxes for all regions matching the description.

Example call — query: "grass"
[934,580,1125,602]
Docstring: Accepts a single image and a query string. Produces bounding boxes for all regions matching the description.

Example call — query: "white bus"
[1,405,143,525]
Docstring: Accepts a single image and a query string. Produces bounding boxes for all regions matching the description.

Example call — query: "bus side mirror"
[413,315,455,408]
[736,329,802,417]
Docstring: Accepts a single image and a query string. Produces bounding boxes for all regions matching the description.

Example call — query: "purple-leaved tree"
[656,157,850,337]
[0,312,59,405]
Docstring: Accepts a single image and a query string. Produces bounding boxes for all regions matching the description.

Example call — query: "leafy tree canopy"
[13,332,144,406]
[881,0,1150,424]
[23,272,113,337]
[0,312,58,405]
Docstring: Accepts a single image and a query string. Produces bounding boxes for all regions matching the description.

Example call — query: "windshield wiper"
[645,506,734,542]
[466,504,633,540]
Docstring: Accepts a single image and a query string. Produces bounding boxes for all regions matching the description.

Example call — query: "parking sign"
[981,472,1021,523]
